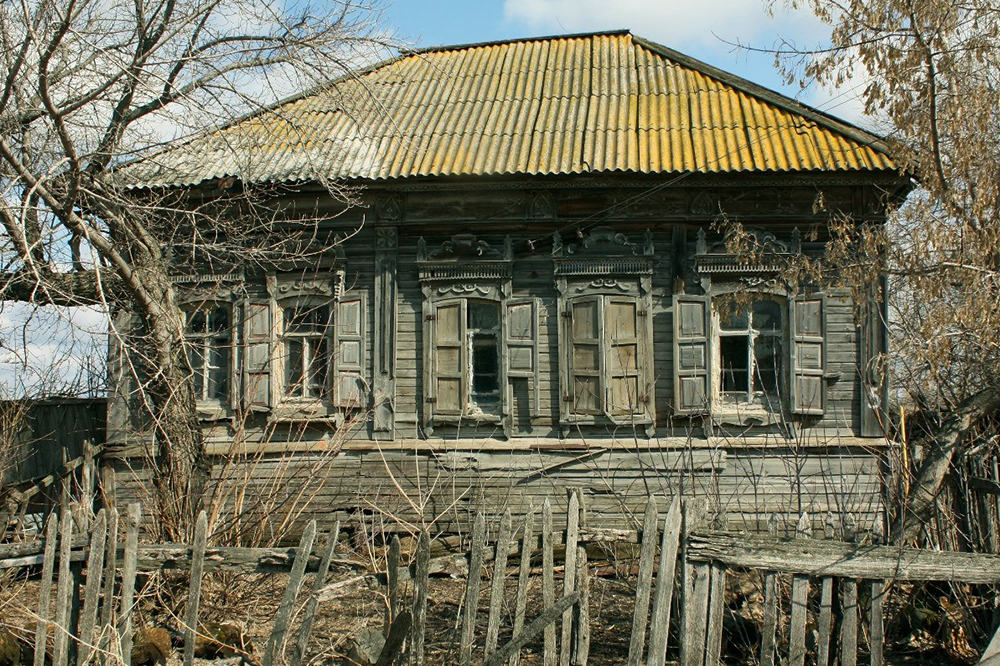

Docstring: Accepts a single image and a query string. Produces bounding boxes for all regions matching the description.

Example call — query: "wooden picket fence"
[5,492,1000,666]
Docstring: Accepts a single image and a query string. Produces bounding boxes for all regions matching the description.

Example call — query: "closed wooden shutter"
[790,294,826,415]
[505,299,538,416]
[568,297,602,415]
[430,301,465,416]
[335,295,366,407]
[673,294,711,415]
[605,298,643,416]
[244,300,272,411]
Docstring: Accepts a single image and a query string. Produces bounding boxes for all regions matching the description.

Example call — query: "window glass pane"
[285,305,329,332]
[720,335,749,393]
[754,335,782,393]
[285,338,304,396]
[468,302,499,330]
[208,345,230,400]
[208,308,229,333]
[307,337,330,398]
[187,344,206,395]
[752,300,782,331]
[187,310,207,334]
[471,336,499,394]
[719,306,749,331]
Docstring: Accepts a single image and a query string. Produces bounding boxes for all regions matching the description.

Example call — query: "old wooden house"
[112,31,907,531]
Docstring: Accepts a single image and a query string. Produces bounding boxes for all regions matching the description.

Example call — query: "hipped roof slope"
[124,30,894,188]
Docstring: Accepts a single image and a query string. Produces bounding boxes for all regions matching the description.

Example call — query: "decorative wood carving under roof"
[695,227,800,275]
[417,234,512,282]
[553,227,654,277]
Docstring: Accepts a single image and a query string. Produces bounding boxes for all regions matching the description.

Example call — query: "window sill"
[433,413,503,426]
[711,406,785,427]
[196,403,230,422]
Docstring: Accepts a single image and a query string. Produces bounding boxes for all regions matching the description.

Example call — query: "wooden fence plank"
[573,490,589,666]
[485,510,513,661]
[52,509,75,666]
[77,509,107,665]
[542,499,556,666]
[510,507,535,666]
[118,504,141,666]
[182,511,209,666]
[683,562,711,666]
[841,579,859,666]
[759,572,778,666]
[99,508,119,633]
[626,497,659,666]
[460,512,487,666]
[34,516,58,666]
[816,577,834,666]
[292,521,339,666]
[560,492,580,666]
[871,580,885,666]
[264,519,317,666]
[410,529,430,666]
[789,575,810,666]
[484,593,579,666]
[648,496,681,666]
[386,534,401,636]
[704,563,726,666]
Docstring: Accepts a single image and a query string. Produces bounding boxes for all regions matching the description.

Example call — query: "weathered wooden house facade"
[112,31,907,531]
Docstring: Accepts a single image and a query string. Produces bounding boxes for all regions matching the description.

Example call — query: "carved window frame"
[554,227,656,436]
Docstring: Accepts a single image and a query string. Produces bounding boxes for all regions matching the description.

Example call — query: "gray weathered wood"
[100,508,120,631]
[265,519,317,666]
[386,534,401,636]
[683,562,711,666]
[410,529,430,666]
[34,516,58,666]
[77,509,107,666]
[292,521,339,666]
[627,497,659,666]
[542,499,556,666]
[485,510,513,661]
[483,594,579,666]
[460,511,487,666]
[759,572,778,666]
[573,490,589,666]
[705,563,726,666]
[788,575,810,666]
[648,496,681,666]
[118,504,141,666]
[183,511,209,666]
[52,509,75,666]
[841,579,859,666]
[510,508,535,666]
[870,580,885,666]
[816,577,834,666]
[560,492,579,666]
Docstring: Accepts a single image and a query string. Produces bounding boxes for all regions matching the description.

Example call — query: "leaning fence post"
[541,499,557,666]
[572,490,590,666]
[292,521,339,666]
[265,519,317,666]
[459,511,487,666]
[119,504,141,666]
[77,509,108,665]
[679,499,709,666]
[485,510,513,662]
[34,515,59,666]
[627,496,659,666]
[788,512,812,666]
[560,491,580,666]
[385,534,401,637]
[510,506,535,666]
[52,508,75,666]
[410,528,430,666]
[182,511,209,666]
[647,495,682,666]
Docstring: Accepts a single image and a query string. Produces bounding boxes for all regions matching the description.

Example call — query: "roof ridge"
[399,29,632,57]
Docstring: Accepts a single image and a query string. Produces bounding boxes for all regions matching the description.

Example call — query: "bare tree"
[0,0,393,536]
[766,0,1000,542]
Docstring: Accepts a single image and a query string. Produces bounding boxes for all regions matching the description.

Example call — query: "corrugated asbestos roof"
[123,30,895,188]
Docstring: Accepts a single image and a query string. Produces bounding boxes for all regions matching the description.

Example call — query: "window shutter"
[673,294,711,415]
[605,298,643,417]
[567,297,602,416]
[430,301,465,416]
[505,299,538,415]
[790,294,826,415]
[244,300,272,411]
[335,296,366,407]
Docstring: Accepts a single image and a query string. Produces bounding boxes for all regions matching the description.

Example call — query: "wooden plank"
[542,499,557,666]
[485,510,513,661]
[841,579,859,666]
[627,497,659,666]
[99,508,120,632]
[789,575,810,666]
[34,516,58,666]
[292,521,339,666]
[816,577,834,666]
[484,593,579,666]
[386,534,401,636]
[573,491,590,666]
[460,511,487,666]
[410,529,430,666]
[265,519,317,666]
[52,509,74,666]
[759,572,778,666]
[182,511,209,666]
[560,492,580,666]
[647,496,682,666]
[119,504,141,666]
[705,563,726,666]
[510,507,535,666]
[77,509,107,666]
[683,562,711,666]
[870,580,885,666]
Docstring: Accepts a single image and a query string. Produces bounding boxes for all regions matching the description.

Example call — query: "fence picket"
[52,509,75,666]
[78,508,107,665]
[573,490,590,666]
[816,577,834,666]
[626,497,659,666]
[100,508,119,632]
[118,504,141,666]
[292,520,339,666]
[789,513,812,666]
[485,510,513,661]
[34,516,58,666]
[410,529,430,666]
[386,534,401,636]
[542,499,556,666]
[459,511,487,666]
[182,511,209,666]
[510,507,535,666]
[759,571,778,666]
[647,496,682,666]
[680,501,709,666]
[560,492,580,666]
[870,580,885,666]
[705,563,726,666]
[264,519,317,666]
[841,579,859,666]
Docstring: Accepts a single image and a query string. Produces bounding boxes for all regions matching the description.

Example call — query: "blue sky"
[380,0,872,129]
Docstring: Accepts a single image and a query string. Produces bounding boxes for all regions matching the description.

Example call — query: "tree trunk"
[895,385,1000,544]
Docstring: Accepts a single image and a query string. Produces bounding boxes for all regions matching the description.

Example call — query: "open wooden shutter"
[605,297,644,417]
[429,301,465,416]
[335,295,366,408]
[244,300,272,411]
[505,299,538,416]
[673,294,711,415]
[567,297,602,416]
[790,294,826,415]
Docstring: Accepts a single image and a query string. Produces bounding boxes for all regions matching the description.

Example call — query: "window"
[282,304,331,399]
[184,305,232,403]
[673,293,826,417]
[430,299,502,417]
